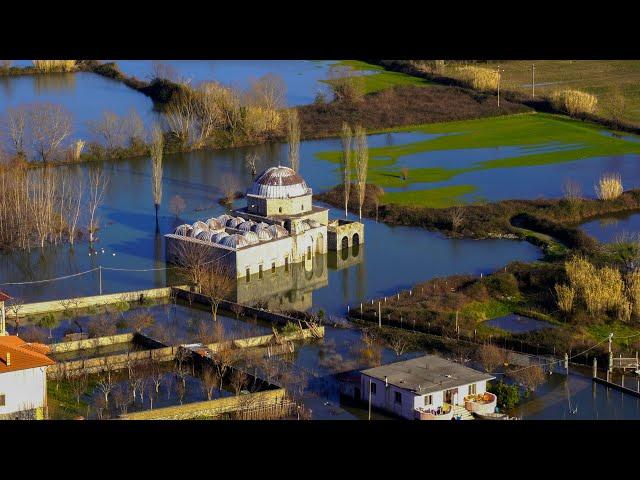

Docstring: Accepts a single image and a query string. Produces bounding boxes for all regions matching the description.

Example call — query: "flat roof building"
[360,355,495,420]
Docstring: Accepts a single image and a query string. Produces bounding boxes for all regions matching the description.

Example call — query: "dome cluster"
[250,166,309,199]
[173,214,289,249]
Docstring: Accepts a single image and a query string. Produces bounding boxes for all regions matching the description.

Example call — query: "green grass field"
[468,60,640,125]
[315,112,640,207]
[326,60,431,94]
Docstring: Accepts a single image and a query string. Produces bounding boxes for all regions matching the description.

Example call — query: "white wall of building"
[361,375,490,420]
[0,367,47,415]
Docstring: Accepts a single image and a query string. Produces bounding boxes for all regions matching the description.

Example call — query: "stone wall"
[49,333,135,354]
[119,388,286,420]
[19,286,185,319]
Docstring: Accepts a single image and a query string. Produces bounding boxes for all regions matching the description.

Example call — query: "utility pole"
[497,65,502,108]
[378,302,381,328]
[98,266,103,295]
[532,63,536,98]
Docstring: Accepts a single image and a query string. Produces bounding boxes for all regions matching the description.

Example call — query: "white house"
[360,355,495,420]
[0,335,55,420]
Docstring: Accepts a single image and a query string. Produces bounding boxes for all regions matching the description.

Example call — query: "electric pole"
[532,63,536,98]
[497,65,503,108]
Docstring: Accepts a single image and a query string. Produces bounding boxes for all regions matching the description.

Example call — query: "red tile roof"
[0,336,55,374]
[0,291,11,302]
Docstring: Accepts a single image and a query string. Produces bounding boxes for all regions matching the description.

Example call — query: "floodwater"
[0,60,355,141]
[580,212,640,243]
[485,314,556,333]
[114,60,346,106]
[0,131,541,315]
[510,368,640,420]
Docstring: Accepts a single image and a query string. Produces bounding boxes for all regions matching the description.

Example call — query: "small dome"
[212,232,230,243]
[251,222,270,232]
[216,214,233,224]
[307,219,321,228]
[242,231,260,245]
[192,221,208,231]
[190,227,205,238]
[196,230,216,242]
[237,220,255,232]
[226,217,243,228]
[268,224,289,239]
[206,218,224,230]
[220,234,249,249]
[174,224,192,236]
[250,166,309,199]
[255,228,273,241]
[300,222,310,232]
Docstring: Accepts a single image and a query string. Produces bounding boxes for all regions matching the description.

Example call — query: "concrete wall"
[19,286,183,319]
[49,333,135,354]
[0,366,47,416]
[119,388,286,420]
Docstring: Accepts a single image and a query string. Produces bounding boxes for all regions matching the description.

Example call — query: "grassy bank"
[315,113,640,207]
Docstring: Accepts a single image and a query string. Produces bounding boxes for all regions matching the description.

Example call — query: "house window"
[424,394,433,405]
[271,262,276,274]
[394,392,402,405]
[468,384,477,395]
[307,246,312,260]
[301,204,304,211]
[259,265,263,279]
[0,394,5,406]
[370,382,377,395]
[245,268,250,282]
[285,257,289,272]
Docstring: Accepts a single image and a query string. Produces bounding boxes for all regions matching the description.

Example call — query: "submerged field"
[315,112,640,207]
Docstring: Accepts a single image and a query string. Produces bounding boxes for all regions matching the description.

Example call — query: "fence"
[350,307,604,368]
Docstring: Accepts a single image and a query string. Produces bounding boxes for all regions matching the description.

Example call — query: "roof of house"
[361,355,494,395]
[0,335,55,374]
[0,291,11,302]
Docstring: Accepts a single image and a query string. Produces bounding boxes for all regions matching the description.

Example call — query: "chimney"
[6,352,10,366]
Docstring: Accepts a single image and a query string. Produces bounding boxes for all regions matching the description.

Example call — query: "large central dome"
[250,166,309,199]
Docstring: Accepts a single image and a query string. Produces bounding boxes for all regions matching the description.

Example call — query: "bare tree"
[66,175,83,245]
[340,122,352,218]
[286,109,300,173]
[67,371,88,404]
[478,344,506,373]
[245,152,258,177]
[510,364,545,392]
[230,368,248,395]
[86,167,109,244]
[450,206,465,232]
[200,263,234,322]
[5,106,27,157]
[248,73,287,111]
[28,103,72,163]
[169,194,186,219]
[220,173,241,206]
[230,303,244,320]
[95,363,116,407]
[171,239,212,289]
[150,123,164,228]
[354,125,369,219]
[386,332,411,357]
[201,364,219,400]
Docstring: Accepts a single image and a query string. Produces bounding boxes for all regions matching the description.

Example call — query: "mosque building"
[165,166,364,281]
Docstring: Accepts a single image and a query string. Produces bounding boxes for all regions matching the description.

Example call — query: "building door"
[444,389,453,404]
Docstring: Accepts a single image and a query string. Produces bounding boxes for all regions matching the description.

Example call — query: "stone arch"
[352,232,360,246]
[341,235,350,250]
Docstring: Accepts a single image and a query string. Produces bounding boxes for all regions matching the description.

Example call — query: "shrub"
[455,65,499,91]
[281,321,299,335]
[595,173,623,200]
[550,89,597,117]
[555,284,575,313]
[32,60,76,72]
[488,381,521,410]
[626,269,640,318]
